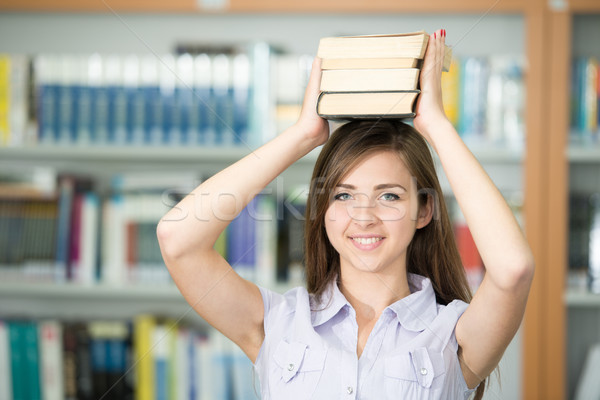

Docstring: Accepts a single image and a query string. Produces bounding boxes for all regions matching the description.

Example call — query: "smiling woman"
[157,30,533,400]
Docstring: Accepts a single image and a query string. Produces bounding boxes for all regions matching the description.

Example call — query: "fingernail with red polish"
[443,29,446,37]
[434,32,437,38]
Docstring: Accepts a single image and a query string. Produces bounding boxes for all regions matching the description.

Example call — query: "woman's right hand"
[295,57,330,148]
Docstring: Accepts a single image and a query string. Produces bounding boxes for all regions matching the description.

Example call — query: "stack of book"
[316,31,452,119]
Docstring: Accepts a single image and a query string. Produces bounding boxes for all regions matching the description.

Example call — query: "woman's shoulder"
[258,284,311,319]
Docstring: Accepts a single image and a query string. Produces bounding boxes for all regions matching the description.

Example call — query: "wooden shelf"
[0,282,201,322]
[568,145,600,163]
[0,0,527,13]
[0,281,293,323]
[565,290,600,307]
[0,143,522,165]
[570,0,600,12]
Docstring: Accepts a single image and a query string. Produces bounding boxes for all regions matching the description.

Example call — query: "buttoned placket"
[356,310,394,399]
[339,306,358,400]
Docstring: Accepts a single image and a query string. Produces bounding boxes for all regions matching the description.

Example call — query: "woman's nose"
[348,194,379,227]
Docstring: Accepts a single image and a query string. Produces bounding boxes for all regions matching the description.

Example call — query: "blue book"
[57,57,77,144]
[211,54,234,147]
[124,55,144,145]
[89,327,108,399]
[36,55,60,145]
[55,176,74,283]
[93,84,110,144]
[227,197,257,280]
[458,57,489,139]
[232,54,251,147]
[153,325,169,400]
[175,55,194,146]
[191,54,212,146]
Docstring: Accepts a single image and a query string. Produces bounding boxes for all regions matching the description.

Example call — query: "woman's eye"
[380,193,400,201]
[334,192,352,201]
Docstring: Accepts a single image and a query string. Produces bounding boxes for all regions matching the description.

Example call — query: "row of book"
[0,170,304,288]
[571,56,600,142]
[0,50,526,150]
[568,192,600,293]
[0,170,490,290]
[0,50,262,148]
[0,316,257,400]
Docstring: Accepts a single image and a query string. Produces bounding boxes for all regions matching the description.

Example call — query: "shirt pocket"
[269,339,326,399]
[383,347,446,399]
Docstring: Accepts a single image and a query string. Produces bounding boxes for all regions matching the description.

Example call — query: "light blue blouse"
[254,273,477,399]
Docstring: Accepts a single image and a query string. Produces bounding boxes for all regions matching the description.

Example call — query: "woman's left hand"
[413,29,451,141]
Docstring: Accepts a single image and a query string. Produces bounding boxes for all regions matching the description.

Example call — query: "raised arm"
[413,30,535,389]
[157,58,329,362]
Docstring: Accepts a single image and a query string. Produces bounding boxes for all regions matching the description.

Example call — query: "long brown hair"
[304,119,485,399]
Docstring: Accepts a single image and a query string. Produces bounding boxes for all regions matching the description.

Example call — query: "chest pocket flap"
[273,340,325,383]
[384,347,445,389]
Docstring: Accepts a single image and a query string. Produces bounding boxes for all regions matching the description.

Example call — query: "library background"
[0,1,598,399]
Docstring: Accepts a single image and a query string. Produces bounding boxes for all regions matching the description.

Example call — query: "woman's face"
[324,151,430,276]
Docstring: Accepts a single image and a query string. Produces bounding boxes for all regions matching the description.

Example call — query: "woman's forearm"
[427,119,534,289]
[157,124,320,259]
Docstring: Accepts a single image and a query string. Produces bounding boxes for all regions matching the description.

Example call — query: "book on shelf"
[571,56,599,142]
[567,192,600,293]
[1,316,255,400]
[574,342,600,400]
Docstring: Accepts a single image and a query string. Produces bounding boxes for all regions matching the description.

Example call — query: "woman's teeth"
[351,237,382,245]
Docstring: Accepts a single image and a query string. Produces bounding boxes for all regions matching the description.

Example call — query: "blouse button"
[347,386,354,394]
[420,367,428,376]
[287,363,295,371]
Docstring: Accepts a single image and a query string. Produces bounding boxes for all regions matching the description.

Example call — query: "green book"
[24,322,41,400]
[8,321,25,400]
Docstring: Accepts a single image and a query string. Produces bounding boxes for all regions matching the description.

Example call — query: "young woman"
[157,29,534,399]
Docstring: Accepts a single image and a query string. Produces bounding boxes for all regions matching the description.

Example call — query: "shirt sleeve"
[445,299,480,399]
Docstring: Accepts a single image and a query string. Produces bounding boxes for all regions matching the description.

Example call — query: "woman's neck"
[338,268,412,322]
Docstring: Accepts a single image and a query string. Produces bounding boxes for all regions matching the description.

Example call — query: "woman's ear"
[416,194,434,229]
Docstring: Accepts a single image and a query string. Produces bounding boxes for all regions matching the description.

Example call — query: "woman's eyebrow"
[374,183,407,191]
[335,183,407,191]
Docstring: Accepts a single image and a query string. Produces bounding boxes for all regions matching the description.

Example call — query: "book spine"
[74,323,93,400]
[589,193,600,293]
[36,55,59,145]
[8,321,25,400]
[192,54,212,146]
[178,55,194,146]
[39,320,65,400]
[441,58,460,128]
[76,55,93,144]
[106,322,130,399]
[159,55,178,146]
[88,322,108,399]
[24,321,41,400]
[0,320,12,400]
[78,192,99,284]
[134,315,156,400]
[141,55,162,146]
[211,54,233,147]
[8,55,30,147]
[55,176,74,283]
[62,323,78,400]
[0,55,10,147]
[124,55,144,145]
[153,324,169,400]
[232,53,251,147]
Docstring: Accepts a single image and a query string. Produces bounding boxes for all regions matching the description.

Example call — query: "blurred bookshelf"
[0,9,538,400]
